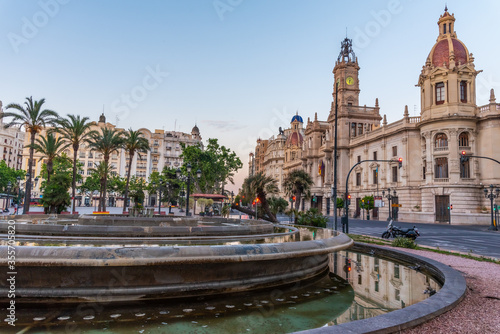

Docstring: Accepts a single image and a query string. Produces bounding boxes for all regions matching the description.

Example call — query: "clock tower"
[331,37,360,110]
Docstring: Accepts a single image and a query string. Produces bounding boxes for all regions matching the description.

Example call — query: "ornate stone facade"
[250,9,500,224]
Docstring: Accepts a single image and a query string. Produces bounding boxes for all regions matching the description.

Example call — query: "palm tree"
[1,97,59,213]
[122,129,150,213]
[88,127,124,211]
[27,133,68,184]
[242,172,279,222]
[54,115,97,213]
[90,161,114,211]
[283,169,313,211]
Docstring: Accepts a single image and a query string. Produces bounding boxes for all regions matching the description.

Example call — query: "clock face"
[346,77,354,85]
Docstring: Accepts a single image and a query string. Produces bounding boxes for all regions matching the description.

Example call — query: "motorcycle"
[381,220,420,240]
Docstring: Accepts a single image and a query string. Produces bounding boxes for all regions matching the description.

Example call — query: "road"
[337,218,500,259]
[275,214,500,259]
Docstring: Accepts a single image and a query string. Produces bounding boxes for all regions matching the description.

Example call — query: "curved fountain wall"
[0,216,353,304]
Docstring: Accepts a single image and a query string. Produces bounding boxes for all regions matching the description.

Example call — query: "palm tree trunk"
[259,193,277,223]
[47,160,53,184]
[72,147,78,213]
[123,151,134,213]
[102,159,109,212]
[24,132,36,214]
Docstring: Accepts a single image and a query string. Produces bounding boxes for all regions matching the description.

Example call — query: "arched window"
[459,132,469,148]
[434,133,448,149]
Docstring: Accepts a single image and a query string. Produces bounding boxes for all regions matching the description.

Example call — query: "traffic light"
[450,204,453,210]
[494,204,497,211]
[398,157,403,169]
[460,151,469,164]
[292,196,296,202]
[347,194,351,206]
[343,259,352,273]
[313,196,317,202]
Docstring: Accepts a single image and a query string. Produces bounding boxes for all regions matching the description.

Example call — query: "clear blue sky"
[1,0,499,192]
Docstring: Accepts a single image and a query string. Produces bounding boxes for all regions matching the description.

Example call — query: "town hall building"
[250,9,500,224]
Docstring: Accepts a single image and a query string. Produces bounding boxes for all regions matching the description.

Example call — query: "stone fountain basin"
[0,219,353,304]
[0,216,276,237]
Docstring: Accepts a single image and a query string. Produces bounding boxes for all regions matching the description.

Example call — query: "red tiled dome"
[286,132,303,146]
[431,38,468,68]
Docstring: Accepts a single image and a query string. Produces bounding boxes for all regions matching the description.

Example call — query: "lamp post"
[16,176,21,215]
[166,182,172,214]
[382,188,397,221]
[484,185,499,231]
[176,164,201,217]
[4,181,12,212]
[158,179,163,215]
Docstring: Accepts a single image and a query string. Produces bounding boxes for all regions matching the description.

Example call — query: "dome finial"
[444,4,448,12]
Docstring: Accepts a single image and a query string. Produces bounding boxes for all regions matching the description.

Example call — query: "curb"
[294,243,467,334]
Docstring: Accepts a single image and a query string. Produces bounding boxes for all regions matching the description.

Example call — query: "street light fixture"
[4,181,12,213]
[484,185,499,231]
[176,164,202,216]
[16,176,21,215]
[382,188,397,221]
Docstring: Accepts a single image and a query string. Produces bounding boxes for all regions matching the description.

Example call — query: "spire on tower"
[337,37,356,63]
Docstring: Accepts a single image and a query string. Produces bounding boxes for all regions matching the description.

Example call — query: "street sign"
[392,204,402,208]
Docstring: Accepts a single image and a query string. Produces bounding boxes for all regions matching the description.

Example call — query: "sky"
[1,0,499,192]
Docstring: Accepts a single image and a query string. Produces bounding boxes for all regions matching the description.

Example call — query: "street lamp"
[16,176,21,215]
[484,185,499,231]
[4,181,12,212]
[176,164,202,216]
[382,188,397,221]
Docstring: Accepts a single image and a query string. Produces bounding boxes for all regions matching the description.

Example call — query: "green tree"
[128,176,146,208]
[122,129,150,212]
[54,115,97,213]
[88,127,124,211]
[89,161,115,211]
[241,172,278,222]
[336,197,344,217]
[360,195,375,218]
[180,138,242,194]
[1,96,59,212]
[26,133,68,184]
[283,169,313,211]
[0,161,25,193]
[268,196,289,215]
[0,161,25,205]
[39,155,75,213]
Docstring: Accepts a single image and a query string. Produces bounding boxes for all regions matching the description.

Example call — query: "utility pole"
[333,80,339,231]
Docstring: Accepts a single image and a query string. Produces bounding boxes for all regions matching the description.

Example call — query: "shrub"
[297,208,328,228]
[391,237,417,249]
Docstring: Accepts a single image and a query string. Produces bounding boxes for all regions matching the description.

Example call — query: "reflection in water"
[330,250,441,324]
[0,249,440,333]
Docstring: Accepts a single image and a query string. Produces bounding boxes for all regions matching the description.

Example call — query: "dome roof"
[286,132,303,146]
[191,125,200,134]
[291,114,303,123]
[430,38,468,68]
[427,8,469,68]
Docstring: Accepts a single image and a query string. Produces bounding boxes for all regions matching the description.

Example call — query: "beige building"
[251,9,500,224]
[22,113,202,207]
[0,101,25,171]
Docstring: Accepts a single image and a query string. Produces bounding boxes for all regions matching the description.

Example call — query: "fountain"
[0,215,466,333]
